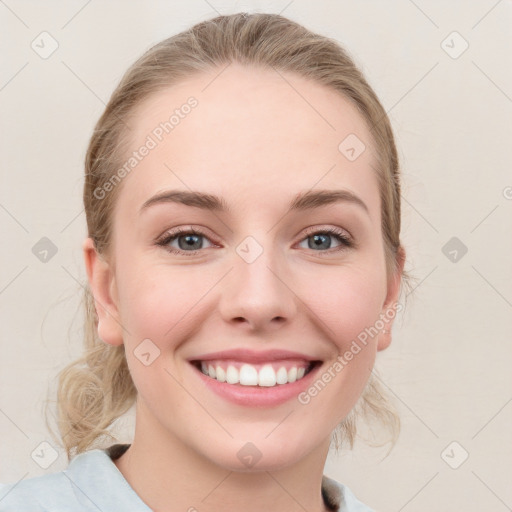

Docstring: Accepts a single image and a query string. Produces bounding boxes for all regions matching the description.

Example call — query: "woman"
[1,12,408,511]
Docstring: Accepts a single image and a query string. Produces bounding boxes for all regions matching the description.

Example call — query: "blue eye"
[298,227,353,253]
[156,226,353,256]
[156,227,214,255]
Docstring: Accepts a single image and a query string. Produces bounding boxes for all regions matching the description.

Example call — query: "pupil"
[181,234,200,250]
[311,234,330,250]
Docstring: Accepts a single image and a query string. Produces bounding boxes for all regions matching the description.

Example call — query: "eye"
[156,225,354,257]
[297,227,353,254]
[156,227,215,255]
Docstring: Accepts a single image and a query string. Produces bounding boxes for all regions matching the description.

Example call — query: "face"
[84,63,403,472]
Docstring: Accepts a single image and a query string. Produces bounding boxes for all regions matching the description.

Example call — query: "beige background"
[1,1,511,511]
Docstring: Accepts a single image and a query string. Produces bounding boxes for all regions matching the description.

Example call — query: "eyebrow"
[139,188,369,215]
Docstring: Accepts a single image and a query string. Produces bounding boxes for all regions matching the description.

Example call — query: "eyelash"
[156,225,354,257]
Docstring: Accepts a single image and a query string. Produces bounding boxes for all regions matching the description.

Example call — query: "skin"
[84,63,405,512]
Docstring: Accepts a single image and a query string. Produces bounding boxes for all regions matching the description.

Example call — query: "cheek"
[116,252,387,350]
[302,264,386,348]
[294,268,386,424]
[115,262,208,396]
[116,259,215,346]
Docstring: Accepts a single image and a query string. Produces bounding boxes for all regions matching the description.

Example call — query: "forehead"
[117,63,380,221]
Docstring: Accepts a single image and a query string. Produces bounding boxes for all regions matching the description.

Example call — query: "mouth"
[187,348,324,407]
[190,359,322,387]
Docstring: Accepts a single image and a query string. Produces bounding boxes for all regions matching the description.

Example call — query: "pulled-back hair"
[46,12,410,461]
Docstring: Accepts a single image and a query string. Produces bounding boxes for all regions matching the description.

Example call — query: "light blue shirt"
[0,444,375,511]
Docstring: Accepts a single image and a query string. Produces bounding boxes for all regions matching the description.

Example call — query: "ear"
[377,246,406,351]
[82,237,124,346]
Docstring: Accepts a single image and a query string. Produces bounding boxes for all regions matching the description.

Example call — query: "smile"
[195,360,315,387]
[188,348,323,407]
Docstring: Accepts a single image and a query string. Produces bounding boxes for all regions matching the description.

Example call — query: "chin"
[202,434,316,473]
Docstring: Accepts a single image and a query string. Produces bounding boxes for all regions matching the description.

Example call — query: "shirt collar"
[66,443,345,511]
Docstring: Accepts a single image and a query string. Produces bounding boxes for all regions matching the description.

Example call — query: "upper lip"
[189,348,320,364]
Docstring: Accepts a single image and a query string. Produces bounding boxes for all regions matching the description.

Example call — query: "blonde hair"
[47,12,411,461]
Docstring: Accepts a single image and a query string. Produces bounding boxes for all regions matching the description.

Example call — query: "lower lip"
[190,362,322,407]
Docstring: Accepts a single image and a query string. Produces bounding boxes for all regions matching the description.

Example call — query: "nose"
[218,240,298,332]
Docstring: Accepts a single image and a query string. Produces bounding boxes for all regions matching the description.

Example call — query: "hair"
[46,12,412,462]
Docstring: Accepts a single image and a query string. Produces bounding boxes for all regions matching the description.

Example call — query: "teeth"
[198,361,311,387]
[226,365,239,384]
[258,365,276,387]
[239,364,258,385]
[276,367,288,384]
[216,366,226,382]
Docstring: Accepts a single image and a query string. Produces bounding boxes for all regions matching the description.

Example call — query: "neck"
[114,403,332,512]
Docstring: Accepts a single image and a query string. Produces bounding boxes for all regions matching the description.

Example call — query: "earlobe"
[377,246,406,352]
[377,329,392,351]
[82,237,124,346]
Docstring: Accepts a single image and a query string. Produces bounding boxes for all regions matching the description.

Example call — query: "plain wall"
[1,1,511,511]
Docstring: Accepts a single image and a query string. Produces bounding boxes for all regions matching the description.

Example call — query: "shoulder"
[322,475,377,512]
[0,470,76,511]
[0,445,148,512]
